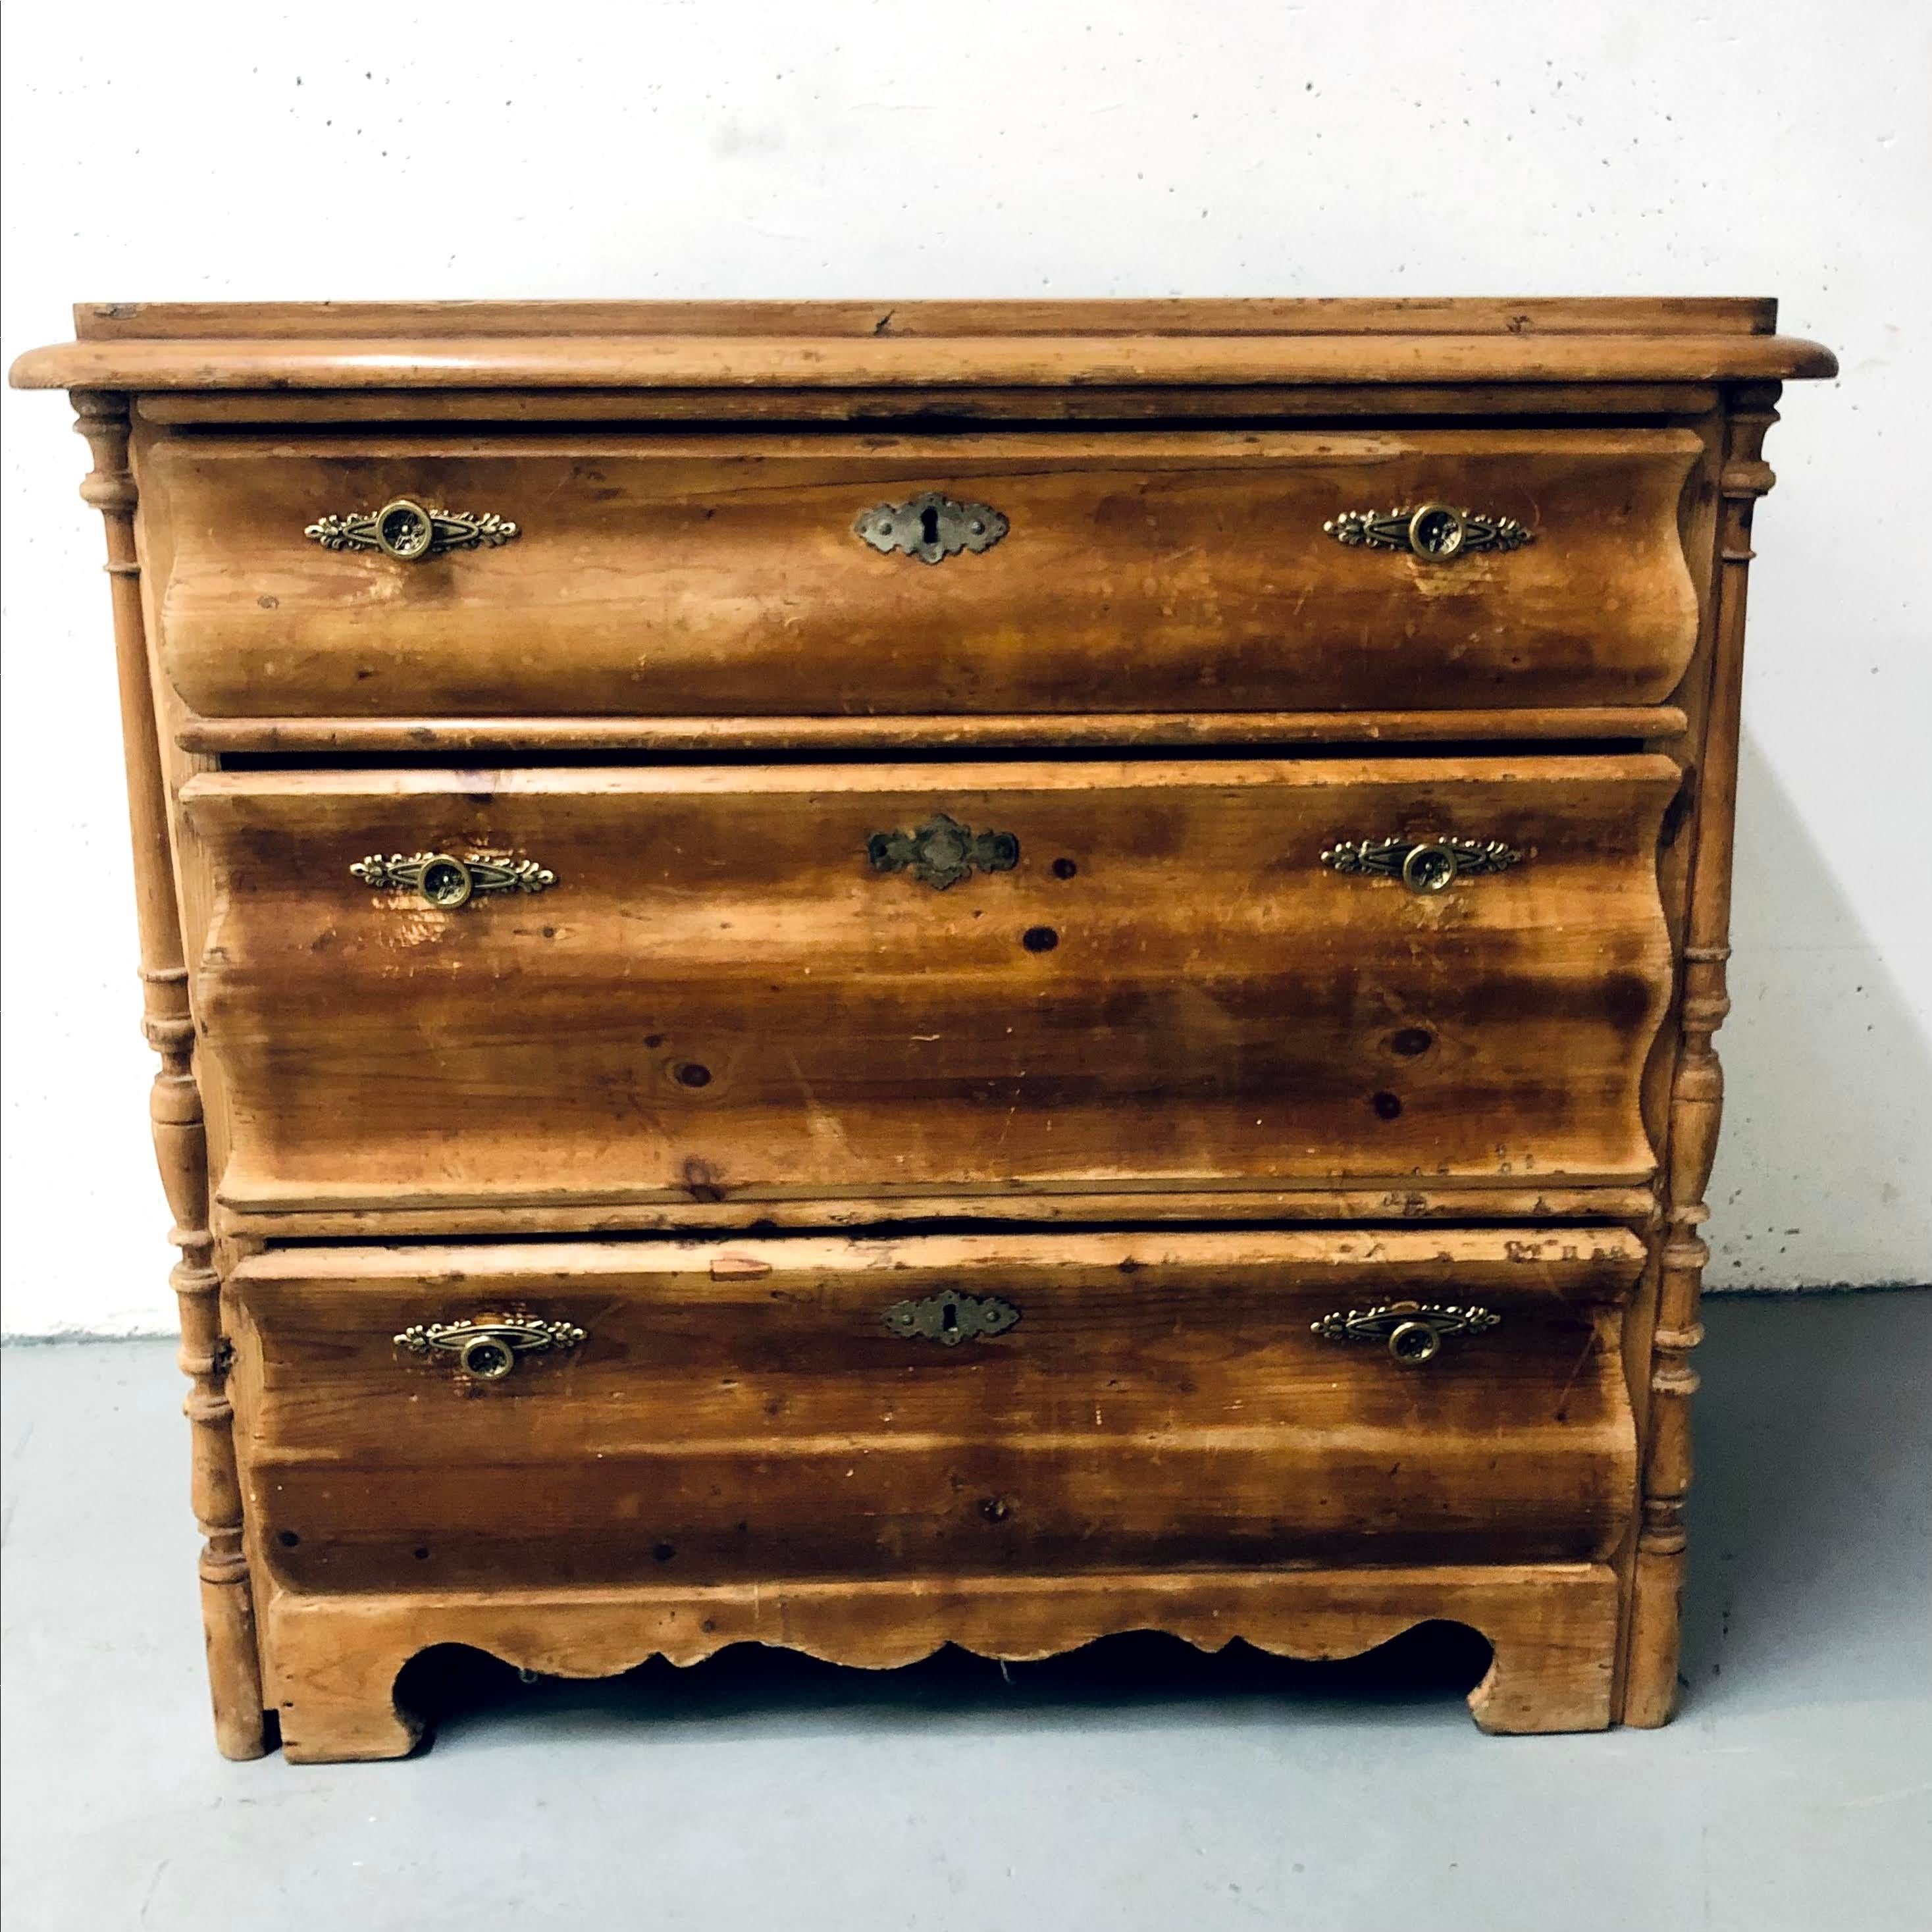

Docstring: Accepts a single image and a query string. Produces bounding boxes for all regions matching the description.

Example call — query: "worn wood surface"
[145,429,1701,719]
[174,705,1690,757]
[131,383,1730,428]
[182,756,1679,1214]
[210,1184,1664,1245]
[227,1230,1643,1594]
[9,301,1833,1755]
[71,394,267,1759]
[9,328,1837,394]
[260,1561,1624,1761]
[68,295,1789,338]
[1622,385,1785,1727]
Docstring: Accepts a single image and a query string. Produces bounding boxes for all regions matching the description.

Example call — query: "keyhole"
[941,1301,958,1334]
[920,504,941,548]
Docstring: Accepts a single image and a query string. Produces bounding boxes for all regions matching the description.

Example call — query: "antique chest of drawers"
[9,299,1834,1760]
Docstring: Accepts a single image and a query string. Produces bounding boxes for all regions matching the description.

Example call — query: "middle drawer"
[183,754,1678,1216]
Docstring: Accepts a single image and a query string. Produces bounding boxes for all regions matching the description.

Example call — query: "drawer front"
[147,427,1702,719]
[228,1229,1644,1592]
[184,756,1677,1214]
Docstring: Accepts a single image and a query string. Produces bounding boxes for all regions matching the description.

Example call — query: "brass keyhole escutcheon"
[868,813,1019,891]
[883,1290,1022,1345]
[854,492,1009,564]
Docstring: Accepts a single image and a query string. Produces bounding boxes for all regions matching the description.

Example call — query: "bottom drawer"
[227,1228,1644,1592]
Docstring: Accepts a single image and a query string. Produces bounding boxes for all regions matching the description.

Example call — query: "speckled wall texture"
[1,2,1925,1330]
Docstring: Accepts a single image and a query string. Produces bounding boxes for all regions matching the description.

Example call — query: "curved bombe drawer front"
[145,426,1702,718]
[225,1230,1644,1592]
[181,754,1679,1214]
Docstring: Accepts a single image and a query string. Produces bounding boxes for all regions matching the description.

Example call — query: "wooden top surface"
[10,298,1835,390]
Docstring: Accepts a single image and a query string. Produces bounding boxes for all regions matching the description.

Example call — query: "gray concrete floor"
[3,1293,1927,1932]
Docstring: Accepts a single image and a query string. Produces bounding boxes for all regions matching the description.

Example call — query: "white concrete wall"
[3,1,1926,1334]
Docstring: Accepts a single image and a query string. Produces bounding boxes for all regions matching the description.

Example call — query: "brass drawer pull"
[856,490,1008,564]
[868,812,1018,891]
[1312,1301,1500,1367]
[394,1316,586,1382]
[884,1290,1020,1346]
[351,850,557,908]
[1323,502,1532,561]
[305,496,520,561]
[1321,835,1521,896]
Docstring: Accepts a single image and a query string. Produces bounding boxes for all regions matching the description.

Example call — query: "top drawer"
[142,427,1703,720]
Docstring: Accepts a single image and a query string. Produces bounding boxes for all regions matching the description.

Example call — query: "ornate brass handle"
[883,1290,1020,1345]
[868,813,1018,891]
[1321,835,1521,896]
[1311,1301,1500,1367]
[1323,502,1532,561]
[305,497,520,561]
[351,850,556,908]
[856,491,1008,564]
[394,1316,586,1381]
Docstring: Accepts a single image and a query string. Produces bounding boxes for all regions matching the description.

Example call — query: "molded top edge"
[10,316,1838,393]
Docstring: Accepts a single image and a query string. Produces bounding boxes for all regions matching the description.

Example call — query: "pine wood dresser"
[10,300,1834,1760]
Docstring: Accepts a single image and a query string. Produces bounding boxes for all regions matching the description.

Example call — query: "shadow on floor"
[1680,1288,1931,1712]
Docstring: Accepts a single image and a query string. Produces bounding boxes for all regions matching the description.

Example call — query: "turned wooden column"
[72,391,267,1759]
[1623,381,1783,1727]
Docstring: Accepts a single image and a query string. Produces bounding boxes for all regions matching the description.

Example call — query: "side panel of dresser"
[1606,398,1723,1716]
[1621,383,1783,1726]
[68,394,267,1758]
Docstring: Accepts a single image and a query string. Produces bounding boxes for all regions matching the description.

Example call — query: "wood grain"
[174,706,1690,757]
[227,1230,1643,1594]
[9,301,1835,1755]
[71,295,1786,338]
[259,1562,1624,1761]
[71,394,267,1760]
[209,1184,1664,1243]
[1622,386,1784,1727]
[145,428,1701,720]
[180,756,1681,1214]
[130,382,1727,427]
[9,330,1837,394]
